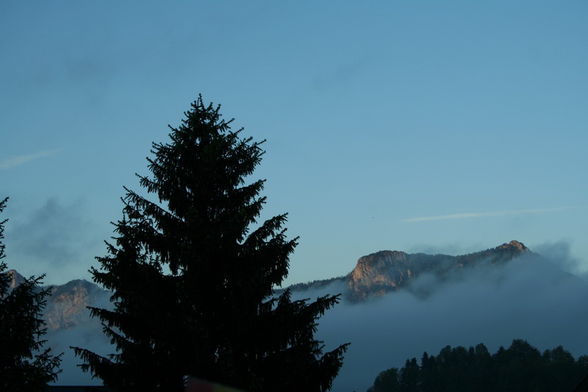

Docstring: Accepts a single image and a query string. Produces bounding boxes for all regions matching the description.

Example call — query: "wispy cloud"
[0,149,61,170]
[403,207,570,223]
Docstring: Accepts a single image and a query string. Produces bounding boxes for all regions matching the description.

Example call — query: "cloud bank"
[6,198,102,284]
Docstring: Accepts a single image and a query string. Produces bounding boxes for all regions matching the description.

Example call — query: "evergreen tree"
[399,358,419,392]
[0,197,61,391]
[369,368,400,392]
[73,96,349,392]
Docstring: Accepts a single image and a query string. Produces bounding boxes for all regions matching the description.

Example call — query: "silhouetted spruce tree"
[0,198,61,391]
[73,96,348,392]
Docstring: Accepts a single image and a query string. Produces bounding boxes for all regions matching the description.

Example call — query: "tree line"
[368,339,588,392]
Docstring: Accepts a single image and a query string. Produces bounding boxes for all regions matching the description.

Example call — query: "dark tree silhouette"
[0,197,61,391]
[368,339,588,392]
[73,96,348,392]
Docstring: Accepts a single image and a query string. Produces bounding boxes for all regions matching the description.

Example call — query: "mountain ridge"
[289,240,530,301]
[5,240,531,331]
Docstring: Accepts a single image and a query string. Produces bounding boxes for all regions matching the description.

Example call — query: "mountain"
[44,279,109,330]
[5,270,109,331]
[289,240,530,301]
[6,240,528,332]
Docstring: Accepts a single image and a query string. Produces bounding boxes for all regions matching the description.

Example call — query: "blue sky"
[1,1,587,285]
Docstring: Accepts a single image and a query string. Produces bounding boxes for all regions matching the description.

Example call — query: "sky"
[1,1,587,286]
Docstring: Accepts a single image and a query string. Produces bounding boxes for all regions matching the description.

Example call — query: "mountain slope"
[290,240,530,301]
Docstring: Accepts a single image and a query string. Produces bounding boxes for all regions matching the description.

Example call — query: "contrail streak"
[403,207,570,223]
[0,149,61,170]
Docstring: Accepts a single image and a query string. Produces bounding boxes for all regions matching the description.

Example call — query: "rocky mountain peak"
[352,250,409,273]
[461,240,530,266]
[7,269,25,289]
[346,241,530,301]
[45,279,107,330]
[501,240,528,252]
[349,250,417,300]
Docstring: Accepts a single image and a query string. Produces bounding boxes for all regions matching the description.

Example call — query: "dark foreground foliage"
[0,198,62,391]
[368,339,588,392]
[73,96,348,392]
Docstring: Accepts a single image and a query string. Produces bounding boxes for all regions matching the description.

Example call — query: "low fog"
[297,244,588,392]
[47,289,112,385]
[47,319,110,385]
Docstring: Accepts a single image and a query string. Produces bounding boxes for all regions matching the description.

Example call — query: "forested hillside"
[368,340,588,392]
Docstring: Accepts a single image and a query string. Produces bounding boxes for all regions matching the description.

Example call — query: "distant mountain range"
[287,240,529,301]
[7,240,530,332]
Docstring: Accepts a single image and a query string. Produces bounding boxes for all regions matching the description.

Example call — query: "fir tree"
[0,197,61,391]
[73,96,348,392]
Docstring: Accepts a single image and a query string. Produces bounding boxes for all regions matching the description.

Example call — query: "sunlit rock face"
[44,279,108,330]
[348,251,415,300]
[5,272,108,331]
[7,269,25,289]
[346,240,530,301]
